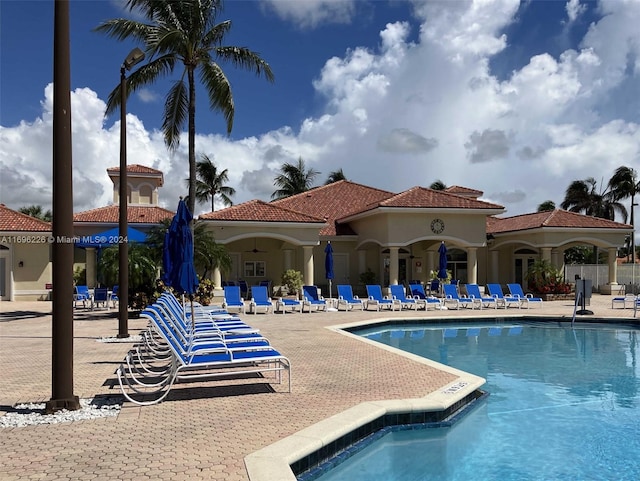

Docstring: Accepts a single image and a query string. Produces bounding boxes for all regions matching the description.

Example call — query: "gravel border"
[0,397,122,428]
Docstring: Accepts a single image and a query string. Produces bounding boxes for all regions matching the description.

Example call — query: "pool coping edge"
[244,318,486,481]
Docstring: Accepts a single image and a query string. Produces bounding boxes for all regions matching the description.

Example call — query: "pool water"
[309,322,640,481]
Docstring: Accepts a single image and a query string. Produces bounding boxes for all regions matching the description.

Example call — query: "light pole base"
[45,395,80,413]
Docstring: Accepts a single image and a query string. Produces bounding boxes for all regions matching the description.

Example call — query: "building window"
[244,261,266,278]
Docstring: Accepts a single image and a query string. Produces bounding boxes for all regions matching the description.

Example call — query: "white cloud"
[137,88,160,103]
[377,128,438,154]
[3,0,640,223]
[566,0,587,23]
[261,0,356,29]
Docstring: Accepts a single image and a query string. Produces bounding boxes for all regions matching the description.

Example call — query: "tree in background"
[96,0,274,216]
[185,154,235,211]
[561,174,628,265]
[560,177,626,221]
[429,180,447,190]
[145,219,231,280]
[608,166,639,263]
[272,156,320,200]
[537,200,556,212]
[325,168,347,185]
[19,205,52,222]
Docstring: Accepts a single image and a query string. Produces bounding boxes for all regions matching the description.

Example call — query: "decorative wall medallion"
[430,218,445,234]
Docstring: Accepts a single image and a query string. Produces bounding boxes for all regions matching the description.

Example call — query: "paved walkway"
[1,295,638,480]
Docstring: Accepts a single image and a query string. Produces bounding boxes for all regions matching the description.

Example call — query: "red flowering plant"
[525,260,572,295]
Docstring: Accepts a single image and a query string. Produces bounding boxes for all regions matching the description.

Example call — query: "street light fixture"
[118,47,145,338]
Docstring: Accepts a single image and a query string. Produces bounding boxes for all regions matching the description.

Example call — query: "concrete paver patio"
[1,295,638,480]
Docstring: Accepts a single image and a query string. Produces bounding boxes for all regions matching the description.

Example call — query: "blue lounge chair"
[336,285,364,311]
[275,297,303,314]
[117,308,291,405]
[146,303,265,346]
[389,285,419,310]
[443,284,476,310]
[302,285,328,312]
[408,283,443,310]
[465,283,498,309]
[222,286,246,314]
[507,283,543,308]
[238,280,249,299]
[612,294,637,309]
[428,279,440,296]
[74,285,90,309]
[250,285,273,314]
[365,285,400,311]
[111,285,119,309]
[157,293,254,333]
[92,287,110,310]
[487,284,521,309]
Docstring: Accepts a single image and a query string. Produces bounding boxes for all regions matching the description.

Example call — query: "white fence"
[564,264,640,294]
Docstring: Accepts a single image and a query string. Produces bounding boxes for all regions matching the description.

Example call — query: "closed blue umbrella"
[325,242,334,299]
[438,241,448,280]
[163,199,199,325]
[163,199,199,295]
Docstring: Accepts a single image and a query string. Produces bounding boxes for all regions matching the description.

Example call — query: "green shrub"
[281,269,303,296]
[359,268,376,285]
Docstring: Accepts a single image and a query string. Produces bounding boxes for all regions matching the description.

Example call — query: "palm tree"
[560,177,626,221]
[325,168,346,185]
[608,166,639,263]
[271,156,320,200]
[184,154,235,211]
[537,200,556,212]
[19,205,52,222]
[429,180,447,190]
[561,176,627,265]
[95,0,274,215]
[145,219,231,279]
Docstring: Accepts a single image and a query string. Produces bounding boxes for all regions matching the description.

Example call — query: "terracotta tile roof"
[107,164,163,175]
[488,209,632,234]
[199,200,326,223]
[444,185,484,197]
[73,205,174,224]
[377,186,503,210]
[0,204,51,232]
[107,164,164,186]
[206,182,506,236]
[272,181,395,235]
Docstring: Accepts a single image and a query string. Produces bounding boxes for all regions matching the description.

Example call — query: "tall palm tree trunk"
[188,67,197,217]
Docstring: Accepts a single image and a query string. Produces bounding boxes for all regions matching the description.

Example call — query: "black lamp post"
[118,47,145,338]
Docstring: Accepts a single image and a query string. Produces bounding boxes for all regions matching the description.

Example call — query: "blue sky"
[1,0,639,226]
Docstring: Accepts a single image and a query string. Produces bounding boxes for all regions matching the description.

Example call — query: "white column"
[86,248,96,287]
[467,247,477,284]
[303,245,314,286]
[389,247,399,285]
[213,267,221,288]
[608,247,618,285]
[541,247,552,263]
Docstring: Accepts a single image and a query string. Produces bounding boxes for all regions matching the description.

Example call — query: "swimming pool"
[306,321,640,481]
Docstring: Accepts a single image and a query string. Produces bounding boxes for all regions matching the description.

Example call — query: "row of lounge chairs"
[222,285,330,314]
[222,282,543,313]
[611,293,640,309]
[364,283,542,311]
[116,292,291,405]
